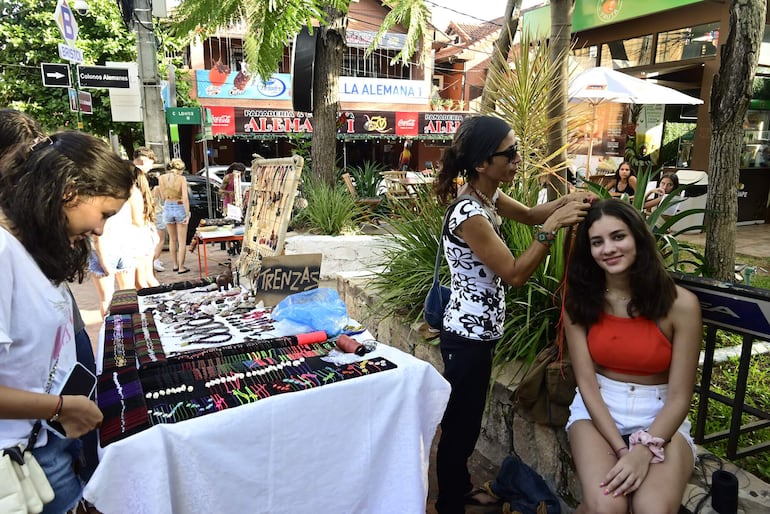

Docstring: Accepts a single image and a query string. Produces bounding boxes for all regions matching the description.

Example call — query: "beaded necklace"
[467,184,502,227]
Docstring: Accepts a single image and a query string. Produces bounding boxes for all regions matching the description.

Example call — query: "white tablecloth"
[84,344,450,514]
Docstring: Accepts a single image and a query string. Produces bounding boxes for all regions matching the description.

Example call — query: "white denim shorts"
[567,373,696,459]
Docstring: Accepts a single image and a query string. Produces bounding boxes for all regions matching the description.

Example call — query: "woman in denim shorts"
[563,200,702,513]
[160,158,191,273]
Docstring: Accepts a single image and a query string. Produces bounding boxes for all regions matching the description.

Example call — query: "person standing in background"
[147,171,167,272]
[132,147,160,288]
[160,158,191,274]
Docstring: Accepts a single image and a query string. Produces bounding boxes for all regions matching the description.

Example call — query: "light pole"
[132,0,169,163]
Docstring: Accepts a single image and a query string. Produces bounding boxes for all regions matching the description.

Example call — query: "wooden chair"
[342,172,381,222]
[381,170,414,203]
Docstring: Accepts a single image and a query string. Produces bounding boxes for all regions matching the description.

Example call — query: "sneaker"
[153,259,165,272]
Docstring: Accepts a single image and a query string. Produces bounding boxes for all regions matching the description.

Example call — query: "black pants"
[435,331,496,514]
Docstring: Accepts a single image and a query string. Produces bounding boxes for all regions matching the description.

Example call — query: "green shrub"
[294,176,359,235]
[346,161,387,198]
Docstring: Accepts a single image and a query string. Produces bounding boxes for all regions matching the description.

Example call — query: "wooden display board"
[238,155,304,291]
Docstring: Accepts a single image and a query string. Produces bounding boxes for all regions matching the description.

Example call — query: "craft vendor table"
[85,342,449,513]
[194,228,244,278]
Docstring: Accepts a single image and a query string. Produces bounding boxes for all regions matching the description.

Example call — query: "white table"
[84,343,450,513]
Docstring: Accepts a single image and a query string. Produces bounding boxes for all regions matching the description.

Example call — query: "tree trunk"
[705,0,766,281]
[480,0,521,113]
[546,0,574,199]
[312,7,347,187]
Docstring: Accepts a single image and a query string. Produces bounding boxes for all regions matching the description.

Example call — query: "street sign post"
[78,90,93,114]
[53,0,78,46]
[41,63,71,88]
[77,66,130,89]
[166,107,201,125]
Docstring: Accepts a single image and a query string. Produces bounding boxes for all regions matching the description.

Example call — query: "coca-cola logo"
[212,115,232,124]
[398,118,416,129]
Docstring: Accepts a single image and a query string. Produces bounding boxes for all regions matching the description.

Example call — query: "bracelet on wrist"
[614,446,628,458]
[49,395,63,422]
[535,226,558,248]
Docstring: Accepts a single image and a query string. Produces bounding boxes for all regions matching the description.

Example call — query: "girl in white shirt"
[0,130,136,513]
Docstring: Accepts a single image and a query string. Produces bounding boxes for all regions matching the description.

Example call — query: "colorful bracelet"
[629,429,665,463]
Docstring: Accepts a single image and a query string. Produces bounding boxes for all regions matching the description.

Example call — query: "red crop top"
[587,312,672,376]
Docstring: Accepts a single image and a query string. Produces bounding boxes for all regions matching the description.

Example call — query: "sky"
[427,0,542,30]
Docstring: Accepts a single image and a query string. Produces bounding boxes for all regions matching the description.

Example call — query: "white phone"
[43,362,97,438]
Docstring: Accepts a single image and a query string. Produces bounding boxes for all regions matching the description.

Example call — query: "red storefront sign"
[205,107,469,137]
[420,112,465,135]
[207,106,235,136]
[395,111,419,136]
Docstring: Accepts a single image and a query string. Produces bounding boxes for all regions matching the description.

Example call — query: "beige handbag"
[0,442,55,514]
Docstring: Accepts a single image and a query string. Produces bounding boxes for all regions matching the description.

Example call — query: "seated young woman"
[563,199,702,514]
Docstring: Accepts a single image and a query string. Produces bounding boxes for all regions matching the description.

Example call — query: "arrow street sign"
[77,65,130,89]
[41,63,71,88]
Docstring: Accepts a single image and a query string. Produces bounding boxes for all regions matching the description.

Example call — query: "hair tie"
[29,135,53,152]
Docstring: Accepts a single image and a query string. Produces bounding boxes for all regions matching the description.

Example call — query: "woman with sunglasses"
[432,115,593,513]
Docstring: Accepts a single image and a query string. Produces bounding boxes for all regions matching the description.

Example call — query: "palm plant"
[345,161,387,198]
[293,175,359,235]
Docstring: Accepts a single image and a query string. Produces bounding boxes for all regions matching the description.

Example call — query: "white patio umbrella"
[568,67,703,178]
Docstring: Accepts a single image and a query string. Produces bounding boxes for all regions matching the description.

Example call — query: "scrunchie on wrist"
[629,429,665,463]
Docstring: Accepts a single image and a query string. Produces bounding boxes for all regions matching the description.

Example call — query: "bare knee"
[577,493,628,514]
[631,496,682,514]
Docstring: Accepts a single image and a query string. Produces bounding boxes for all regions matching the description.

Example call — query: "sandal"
[178,268,190,274]
[463,481,502,507]
[172,267,179,272]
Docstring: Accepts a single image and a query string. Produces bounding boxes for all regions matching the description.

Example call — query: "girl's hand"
[58,395,104,438]
[600,445,653,497]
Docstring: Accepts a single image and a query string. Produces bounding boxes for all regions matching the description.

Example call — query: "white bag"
[0,446,54,514]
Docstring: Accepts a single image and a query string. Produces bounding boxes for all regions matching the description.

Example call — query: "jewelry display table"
[85,285,449,514]
[194,228,244,278]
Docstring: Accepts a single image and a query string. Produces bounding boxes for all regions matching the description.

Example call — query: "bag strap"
[432,194,477,285]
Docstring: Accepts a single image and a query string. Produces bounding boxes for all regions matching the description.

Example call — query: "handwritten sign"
[254,254,322,306]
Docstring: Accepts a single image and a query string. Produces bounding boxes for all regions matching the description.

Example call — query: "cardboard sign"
[253,253,322,306]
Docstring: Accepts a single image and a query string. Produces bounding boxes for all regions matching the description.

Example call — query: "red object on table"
[194,231,245,278]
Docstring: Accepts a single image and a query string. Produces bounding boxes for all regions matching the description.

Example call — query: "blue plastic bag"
[272,288,349,337]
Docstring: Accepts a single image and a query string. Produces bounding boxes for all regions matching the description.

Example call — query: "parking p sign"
[53,0,78,46]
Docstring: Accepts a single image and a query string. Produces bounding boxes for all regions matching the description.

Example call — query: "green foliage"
[293,175,358,235]
[286,132,312,170]
[369,187,445,322]
[366,0,431,66]
[346,161,387,198]
[661,122,696,167]
[171,0,349,83]
[0,0,138,140]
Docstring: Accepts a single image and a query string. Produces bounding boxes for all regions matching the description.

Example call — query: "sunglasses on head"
[488,143,519,163]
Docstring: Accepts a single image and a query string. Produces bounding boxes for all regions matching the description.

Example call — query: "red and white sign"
[395,111,419,136]
[206,106,235,136]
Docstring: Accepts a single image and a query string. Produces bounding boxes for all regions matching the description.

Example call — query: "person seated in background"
[643,173,682,221]
[606,161,637,199]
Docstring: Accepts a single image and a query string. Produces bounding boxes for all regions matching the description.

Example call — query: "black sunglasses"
[488,143,519,163]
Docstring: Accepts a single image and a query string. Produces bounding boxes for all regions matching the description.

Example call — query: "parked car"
[186,174,222,219]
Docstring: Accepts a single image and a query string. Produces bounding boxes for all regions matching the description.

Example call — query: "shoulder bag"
[423,195,477,329]
[512,343,577,427]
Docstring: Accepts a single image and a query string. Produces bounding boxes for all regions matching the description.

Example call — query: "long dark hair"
[0,131,137,284]
[434,115,511,204]
[564,199,676,327]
